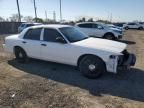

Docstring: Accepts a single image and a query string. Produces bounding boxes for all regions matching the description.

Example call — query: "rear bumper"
[2,44,13,53]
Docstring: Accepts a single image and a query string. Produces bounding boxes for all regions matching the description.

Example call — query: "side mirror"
[56,37,67,44]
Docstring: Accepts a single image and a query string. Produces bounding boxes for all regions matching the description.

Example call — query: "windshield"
[20,24,25,27]
[59,27,88,43]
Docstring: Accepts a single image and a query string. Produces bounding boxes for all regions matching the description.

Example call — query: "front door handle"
[22,41,27,44]
[41,44,47,46]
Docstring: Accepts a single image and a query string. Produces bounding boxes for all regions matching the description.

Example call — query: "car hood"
[72,38,127,54]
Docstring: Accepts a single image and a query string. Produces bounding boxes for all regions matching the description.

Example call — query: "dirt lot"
[0,31,144,108]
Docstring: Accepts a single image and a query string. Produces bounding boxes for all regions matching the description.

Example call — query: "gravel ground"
[0,31,144,108]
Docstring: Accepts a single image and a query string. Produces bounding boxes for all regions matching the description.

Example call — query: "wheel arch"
[13,46,25,53]
[77,54,106,68]
[139,26,143,29]
[103,32,115,39]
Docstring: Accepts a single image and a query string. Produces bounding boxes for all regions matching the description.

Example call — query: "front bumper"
[118,51,136,67]
[118,35,122,39]
[123,54,136,66]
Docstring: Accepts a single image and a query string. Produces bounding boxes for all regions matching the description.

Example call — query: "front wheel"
[125,27,129,30]
[79,55,106,79]
[138,27,143,30]
[104,34,115,40]
[14,47,29,63]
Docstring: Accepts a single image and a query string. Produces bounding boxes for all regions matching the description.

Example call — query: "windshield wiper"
[71,37,89,43]
[82,37,89,40]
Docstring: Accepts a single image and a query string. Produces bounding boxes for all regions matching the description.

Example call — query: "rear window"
[128,23,135,25]
[78,23,93,28]
[23,28,42,40]
[26,24,34,27]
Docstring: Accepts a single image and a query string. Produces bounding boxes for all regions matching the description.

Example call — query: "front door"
[92,24,104,37]
[40,28,72,64]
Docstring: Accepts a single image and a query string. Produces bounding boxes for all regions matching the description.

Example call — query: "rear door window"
[78,23,93,28]
[24,28,42,40]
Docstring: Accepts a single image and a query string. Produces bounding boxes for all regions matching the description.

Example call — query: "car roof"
[21,23,42,25]
[107,24,115,26]
[27,24,72,29]
[76,22,105,25]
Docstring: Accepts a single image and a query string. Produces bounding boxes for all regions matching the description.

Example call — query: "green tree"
[88,18,93,22]
[33,18,44,23]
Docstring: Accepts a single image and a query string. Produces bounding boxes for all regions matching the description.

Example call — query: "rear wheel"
[14,47,29,63]
[79,55,106,79]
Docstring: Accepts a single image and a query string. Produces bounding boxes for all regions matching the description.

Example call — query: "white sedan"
[3,25,136,79]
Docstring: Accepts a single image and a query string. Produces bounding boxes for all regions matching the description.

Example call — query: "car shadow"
[118,40,136,45]
[8,59,144,102]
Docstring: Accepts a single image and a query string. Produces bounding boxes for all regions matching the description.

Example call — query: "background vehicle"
[107,24,125,32]
[113,23,125,28]
[123,22,143,30]
[18,23,42,33]
[3,25,136,79]
[75,22,123,40]
[139,22,144,28]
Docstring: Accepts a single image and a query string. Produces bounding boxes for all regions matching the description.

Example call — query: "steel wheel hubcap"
[19,52,23,58]
[88,64,96,71]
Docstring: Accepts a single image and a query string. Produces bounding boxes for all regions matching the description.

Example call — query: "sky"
[0,0,144,22]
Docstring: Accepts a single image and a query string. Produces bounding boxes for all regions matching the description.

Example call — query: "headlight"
[110,55,124,65]
[118,55,124,65]
[110,55,117,59]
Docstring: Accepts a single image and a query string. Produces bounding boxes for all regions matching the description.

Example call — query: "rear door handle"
[41,44,47,46]
[22,41,27,44]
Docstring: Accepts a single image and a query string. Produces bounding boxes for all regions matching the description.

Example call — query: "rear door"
[128,23,137,28]
[92,24,105,37]
[77,23,94,36]
[21,28,42,58]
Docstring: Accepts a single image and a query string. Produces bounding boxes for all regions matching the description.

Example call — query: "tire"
[125,27,129,30]
[104,33,115,40]
[14,47,29,63]
[79,55,106,79]
[138,27,143,30]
